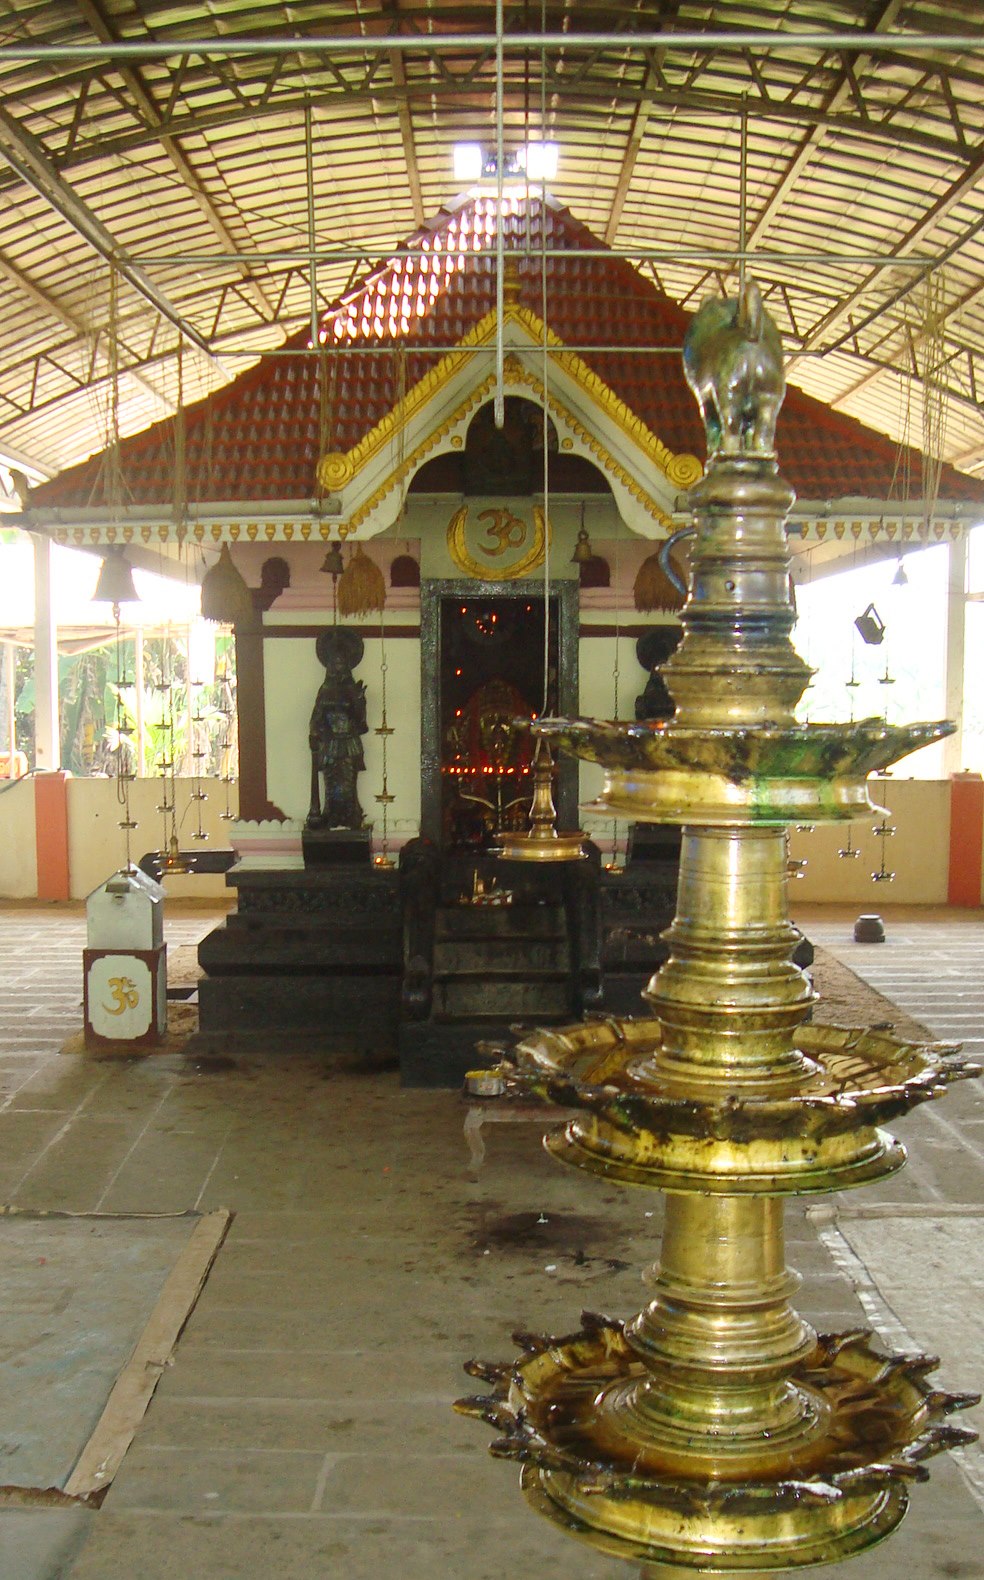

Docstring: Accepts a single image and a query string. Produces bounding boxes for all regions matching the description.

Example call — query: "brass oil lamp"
[457,280,979,1575]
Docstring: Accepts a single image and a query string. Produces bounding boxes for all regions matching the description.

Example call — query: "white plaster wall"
[787,779,950,906]
[264,635,422,837]
[0,777,37,897]
[65,778,236,900]
[577,634,636,842]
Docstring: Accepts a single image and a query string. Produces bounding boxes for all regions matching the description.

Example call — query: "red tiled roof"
[31,195,984,510]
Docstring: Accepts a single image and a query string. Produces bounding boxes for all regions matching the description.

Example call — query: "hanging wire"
[609,522,623,870]
[373,348,405,870]
[374,611,395,868]
[539,0,551,717]
[738,95,748,299]
[921,268,948,531]
[494,0,505,428]
[305,103,320,348]
[190,668,209,842]
[106,263,138,870]
[113,606,137,869]
[871,813,896,884]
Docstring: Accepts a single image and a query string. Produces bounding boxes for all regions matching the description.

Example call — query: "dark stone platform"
[300,827,372,866]
[195,831,810,1085]
[197,864,402,1055]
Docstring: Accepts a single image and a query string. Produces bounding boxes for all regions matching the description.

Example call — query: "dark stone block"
[199,922,401,975]
[399,1020,518,1088]
[199,973,400,1051]
[301,827,372,866]
[625,824,683,864]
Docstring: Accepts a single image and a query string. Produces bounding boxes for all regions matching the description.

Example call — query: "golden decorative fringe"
[633,549,685,613]
[337,544,386,616]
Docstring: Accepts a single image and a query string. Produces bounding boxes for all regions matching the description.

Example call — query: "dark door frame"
[419,576,580,843]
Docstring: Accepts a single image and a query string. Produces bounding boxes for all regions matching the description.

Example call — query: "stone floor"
[0,900,981,1579]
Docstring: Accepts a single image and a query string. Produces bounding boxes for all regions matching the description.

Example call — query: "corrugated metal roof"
[1,3,983,484]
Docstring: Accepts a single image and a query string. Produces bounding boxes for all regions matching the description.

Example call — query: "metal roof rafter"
[3,31,984,60]
[788,143,984,371]
[0,249,175,416]
[0,102,230,385]
[73,0,276,325]
[16,69,980,172]
[743,0,906,253]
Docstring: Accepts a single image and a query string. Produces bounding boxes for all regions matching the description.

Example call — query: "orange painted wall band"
[35,771,71,901]
[948,775,984,908]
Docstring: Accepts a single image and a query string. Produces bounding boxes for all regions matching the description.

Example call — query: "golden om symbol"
[447,504,548,579]
[477,508,527,557]
[102,976,140,1016]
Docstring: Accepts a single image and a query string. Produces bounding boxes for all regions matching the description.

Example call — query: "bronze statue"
[682,276,784,456]
[306,629,368,830]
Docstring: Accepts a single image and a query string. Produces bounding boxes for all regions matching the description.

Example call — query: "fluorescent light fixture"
[520,141,559,181]
[453,142,485,182]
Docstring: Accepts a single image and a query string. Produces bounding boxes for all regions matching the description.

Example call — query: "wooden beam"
[605,56,664,247]
[747,1,906,249]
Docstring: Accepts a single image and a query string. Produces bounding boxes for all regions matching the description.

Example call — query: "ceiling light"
[453,143,485,182]
[520,141,559,181]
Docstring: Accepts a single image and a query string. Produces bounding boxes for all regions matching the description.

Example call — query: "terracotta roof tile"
[32,196,984,511]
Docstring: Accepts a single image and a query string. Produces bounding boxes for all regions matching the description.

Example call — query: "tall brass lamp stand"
[458,281,979,1577]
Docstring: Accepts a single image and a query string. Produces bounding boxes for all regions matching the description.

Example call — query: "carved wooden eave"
[17,495,977,559]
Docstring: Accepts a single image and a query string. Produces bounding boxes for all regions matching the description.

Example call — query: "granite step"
[432,938,569,974]
[432,977,571,1019]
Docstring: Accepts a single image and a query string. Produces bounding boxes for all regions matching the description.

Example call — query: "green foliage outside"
[12,632,237,778]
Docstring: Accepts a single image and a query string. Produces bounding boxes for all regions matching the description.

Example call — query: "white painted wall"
[65,778,235,901]
[264,635,421,836]
[0,776,37,897]
[0,768,972,906]
[787,779,951,906]
[578,634,624,842]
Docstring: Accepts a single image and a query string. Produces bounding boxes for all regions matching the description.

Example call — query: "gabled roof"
[30,196,984,513]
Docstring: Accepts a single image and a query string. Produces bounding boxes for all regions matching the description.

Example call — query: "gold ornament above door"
[447,504,550,580]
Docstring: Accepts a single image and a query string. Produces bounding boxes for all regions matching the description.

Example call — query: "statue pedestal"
[195,865,402,1058]
[302,827,372,867]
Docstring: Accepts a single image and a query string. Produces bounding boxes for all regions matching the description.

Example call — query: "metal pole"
[305,104,319,347]
[738,97,748,298]
[32,533,59,770]
[184,626,194,780]
[134,626,145,778]
[132,247,941,268]
[3,640,16,776]
[943,532,968,777]
[494,0,505,429]
[1,32,982,61]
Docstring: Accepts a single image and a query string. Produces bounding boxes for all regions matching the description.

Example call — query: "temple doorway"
[439,593,556,849]
[419,577,579,847]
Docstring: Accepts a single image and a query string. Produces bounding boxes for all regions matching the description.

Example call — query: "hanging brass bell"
[93,546,139,608]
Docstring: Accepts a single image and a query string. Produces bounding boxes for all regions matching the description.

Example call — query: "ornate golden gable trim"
[505,305,701,488]
[505,358,675,527]
[317,302,701,496]
[317,309,502,491]
[342,352,675,534]
[344,370,498,533]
